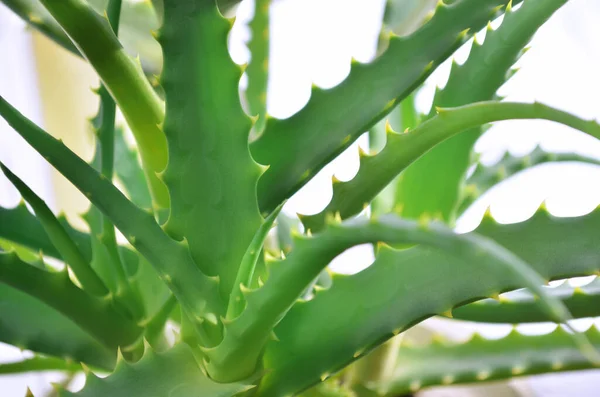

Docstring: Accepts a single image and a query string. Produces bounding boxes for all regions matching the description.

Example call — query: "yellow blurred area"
[31,31,99,230]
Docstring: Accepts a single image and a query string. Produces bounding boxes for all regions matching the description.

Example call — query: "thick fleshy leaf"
[159,1,263,308]
[1,0,162,73]
[38,0,168,207]
[302,101,600,232]
[0,251,142,350]
[392,0,568,224]
[60,343,254,397]
[381,326,600,395]
[0,202,91,262]
[258,205,600,396]
[0,283,115,370]
[0,95,222,334]
[458,145,600,214]
[206,213,572,384]
[0,356,81,375]
[244,0,270,134]
[0,163,108,296]
[454,278,600,323]
[252,0,520,213]
[114,127,152,211]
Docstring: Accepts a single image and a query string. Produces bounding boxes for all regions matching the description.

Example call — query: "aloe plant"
[1,0,599,395]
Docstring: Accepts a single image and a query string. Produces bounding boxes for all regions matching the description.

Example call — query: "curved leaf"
[392,0,568,224]
[458,145,600,214]
[206,213,574,384]
[302,101,600,232]
[0,0,162,74]
[252,0,519,213]
[0,163,108,296]
[0,356,81,375]
[382,326,600,395]
[60,343,254,397]
[244,0,270,134]
[259,205,600,396]
[0,0,78,54]
[453,278,600,323]
[0,251,142,350]
[0,202,91,262]
[0,283,115,370]
[113,127,152,211]
[38,0,168,208]
[0,95,222,334]
[159,1,263,308]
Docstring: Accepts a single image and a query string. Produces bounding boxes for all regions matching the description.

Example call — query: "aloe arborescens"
[1,0,600,396]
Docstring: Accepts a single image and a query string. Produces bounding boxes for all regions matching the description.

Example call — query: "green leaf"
[158,1,263,305]
[252,0,519,213]
[453,278,600,323]
[0,283,115,370]
[87,0,162,74]
[144,294,177,350]
[0,202,92,262]
[38,0,168,208]
[206,213,576,384]
[393,0,568,224]
[302,101,600,232]
[0,162,108,297]
[227,202,284,320]
[369,94,419,216]
[380,0,437,37]
[245,0,270,134]
[381,326,600,395]
[114,127,152,211]
[0,202,165,323]
[0,95,222,338]
[451,204,600,322]
[0,0,78,54]
[60,343,254,397]
[0,0,162,74]
[0,251,142,351]
[86,9,149,319]
[458,145,600,214]
[259,205,600,397]
[127,255,171,325]
[0,356,81,375]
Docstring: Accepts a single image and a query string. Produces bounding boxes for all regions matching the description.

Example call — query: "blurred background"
[1,0,599,395]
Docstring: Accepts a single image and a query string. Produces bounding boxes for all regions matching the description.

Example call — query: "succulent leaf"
[252,0,520,213]
[244,0,270,134]
[381,326,600,395]
[259,204,600,396]
[0,0,162,74]
[0,202,92,262]
[458,145,600,214]
[159,0,263,303]
[113,127,152,211]
[37,0,169,208]
[0,95,222,334]
[205,212,574,384]
[0,283,115,369]
[0,0,78,54]
[393,0,568,224]
[0,355,81,375]
[0,250,142,351]
[0,162,108,297]
[302,101,600,232]
[454,277,600,323]
[60,343,254,397]
[227,201,284,320]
